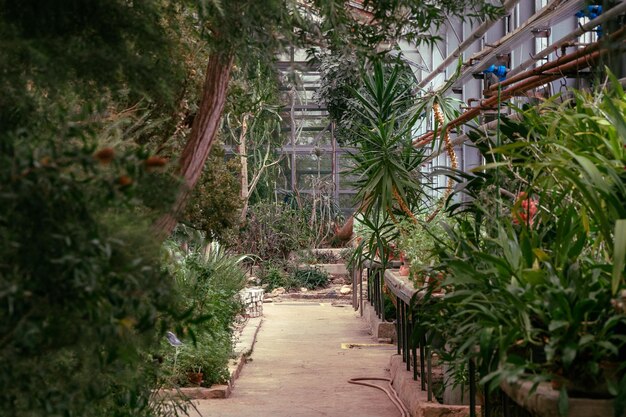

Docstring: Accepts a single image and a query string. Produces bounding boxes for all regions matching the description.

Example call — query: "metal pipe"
[416,0,521,89]
[455,0,586,81]
[507,1,626,78]
[489,26,626,92]
[412,47,605,147]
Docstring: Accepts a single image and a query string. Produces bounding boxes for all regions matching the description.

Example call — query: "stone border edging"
[390,355,476,417]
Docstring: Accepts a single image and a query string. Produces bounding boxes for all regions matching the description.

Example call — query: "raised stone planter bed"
[298,263,348,275]
[390,355,475,417]
[363,301,396,343]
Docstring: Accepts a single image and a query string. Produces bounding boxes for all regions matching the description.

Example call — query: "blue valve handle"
[483,64,508,82]
[575,5,603,37]
[575,5,603,19]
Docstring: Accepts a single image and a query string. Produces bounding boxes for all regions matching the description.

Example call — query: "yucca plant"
[349,59,427,218]
[347,59,431,267]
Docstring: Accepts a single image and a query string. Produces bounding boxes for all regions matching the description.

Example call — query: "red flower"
[145,156,168,168]
[94,148,115,164]
[117,175,133,187]
[512,192,538,227]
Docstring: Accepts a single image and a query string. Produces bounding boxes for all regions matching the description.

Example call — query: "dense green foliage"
[0,135,180,416]
[160,241,246,387]
[417,82,626,414]
[228,202,315,261]
[0,0,187,131]
[183,143,242,239]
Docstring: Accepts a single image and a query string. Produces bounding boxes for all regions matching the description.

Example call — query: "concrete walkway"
[191,302,400,417]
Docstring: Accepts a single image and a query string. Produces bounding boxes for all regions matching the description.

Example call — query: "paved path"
[191,302,399,417]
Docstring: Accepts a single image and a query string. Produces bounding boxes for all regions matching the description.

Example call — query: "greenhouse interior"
[2,1,626,416]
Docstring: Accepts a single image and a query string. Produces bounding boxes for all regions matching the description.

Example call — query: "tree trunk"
[154,50,235,236]
[239,114,250,223]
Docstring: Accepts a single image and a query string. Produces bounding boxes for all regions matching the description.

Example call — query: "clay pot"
[399,264,410,276]
[187,371,204,386]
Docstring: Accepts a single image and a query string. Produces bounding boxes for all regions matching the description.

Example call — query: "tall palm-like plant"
[350,59,428,220]
[347,59,429,265]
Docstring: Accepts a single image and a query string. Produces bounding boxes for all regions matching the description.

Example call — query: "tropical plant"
[345,59,432,270]
[160,240,247,388]
[416,78,626,416]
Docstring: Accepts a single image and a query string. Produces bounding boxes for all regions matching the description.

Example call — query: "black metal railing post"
[469,359,477,417]
[367,268,372,304]
[420,333,426,391]
[397,298,403,357]
[484,383,490,417]
[412,308,418,381]
[405,302,410,371]
[378,269,385,321]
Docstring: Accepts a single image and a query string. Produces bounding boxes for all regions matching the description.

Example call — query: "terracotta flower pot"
[187,371,204,386]
[399,264,410,276]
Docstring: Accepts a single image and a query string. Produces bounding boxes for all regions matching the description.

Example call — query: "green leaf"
[562,342,577,368]
[548,320,570,332]
[533,248,550,262]
[613,219,626,295]
[521,268,545,285]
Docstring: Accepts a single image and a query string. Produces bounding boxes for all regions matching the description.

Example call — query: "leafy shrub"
[183,143,242,240]
[160,240,246,387]
[291,268,330,290]
[228,202,314,261]
[259,264,291,291]
[0,136,182,417]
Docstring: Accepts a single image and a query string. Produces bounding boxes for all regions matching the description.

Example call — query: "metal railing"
[382,268,535,416]
[384,269,435,400]
[364,260,385,321]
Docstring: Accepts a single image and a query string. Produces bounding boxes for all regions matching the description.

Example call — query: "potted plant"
[187,367,204,386]
[397,217,448,288]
